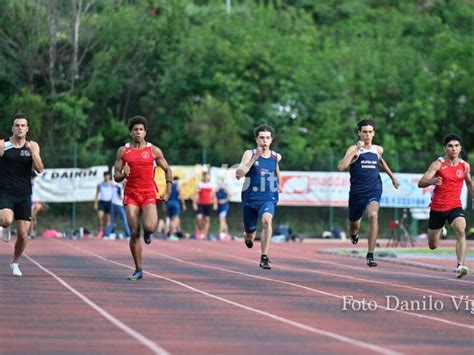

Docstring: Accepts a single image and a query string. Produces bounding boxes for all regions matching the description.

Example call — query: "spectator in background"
[166,176,186,238]
[104,181,130,240]
[216,179,231,239]
[193,172,217,240]
[94,171,114,238]
[30,173,48,238]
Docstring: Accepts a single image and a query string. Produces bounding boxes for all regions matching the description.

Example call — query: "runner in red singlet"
[113,116,172,281]
[418,134,473,278]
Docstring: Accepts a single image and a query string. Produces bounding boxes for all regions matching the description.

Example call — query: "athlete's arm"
[377,147,400,189]
[0,139,4,158]
[337,144,359,171]
[179,186,187,211]
[417,161,442,188]
[212,190,218,210]
[27,141,44,173]
[464,162,473,198]
[113,147,127,182]
[236,149,260,179]
[276,153,282,193]
[153,146,173,202]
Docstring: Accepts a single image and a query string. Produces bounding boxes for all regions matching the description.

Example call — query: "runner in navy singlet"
[338,119,399,267]
[236,124,282,270]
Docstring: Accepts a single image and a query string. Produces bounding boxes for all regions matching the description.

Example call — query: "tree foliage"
[0,0,472,169]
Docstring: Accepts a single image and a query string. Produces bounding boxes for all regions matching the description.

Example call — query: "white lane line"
[210,242,474,284]
[185,244,473,302]
[23,253,169,355]
[144,248,474,331]
[64,242,401,355]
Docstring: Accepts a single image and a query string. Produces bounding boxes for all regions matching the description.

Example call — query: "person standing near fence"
[94,171,114,238]
[216,179,231,239]
[166,176,186,238]
[235,124,282,270]
[113,116,172,281]
[193,172,217,240]
[417,134,473,278]
[0,113,44,277]
[104,181,130,240]
[337,119,399,267]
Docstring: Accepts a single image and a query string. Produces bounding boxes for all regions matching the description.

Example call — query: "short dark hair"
[128,116,148,132]
[173,176,179,181]
[104,171,111,177]
[254,124,274,138]
[357,119,375,131]
[444,133,461,146]
[12,112,29,123]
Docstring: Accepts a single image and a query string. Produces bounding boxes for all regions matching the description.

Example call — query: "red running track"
[1,238,473,354]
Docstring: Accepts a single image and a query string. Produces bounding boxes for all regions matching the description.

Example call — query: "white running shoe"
[10,263,22,277]
[1,226,11,242]
[456,264,469,279]
[441,226,447,239]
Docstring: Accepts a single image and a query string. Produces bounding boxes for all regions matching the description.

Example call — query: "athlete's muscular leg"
[141,204,158,235]
[196,214,203,232]
[202,216,210,237]
[451,217,467,265]
[97,210,104,232]
[366,201,380,253]
[12,220,30,263]
[427,229,442,249]
[0,209,14,227]
[348,219,361,239]
[261,212,273,256]
[126,205,142,269]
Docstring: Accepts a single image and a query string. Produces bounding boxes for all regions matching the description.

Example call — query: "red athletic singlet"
[198,181,214,205]
[430,158,465,211]
[122,143,157,193]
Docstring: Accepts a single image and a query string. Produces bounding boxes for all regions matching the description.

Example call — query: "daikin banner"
[32,166,109,202]
[33,165,468,208]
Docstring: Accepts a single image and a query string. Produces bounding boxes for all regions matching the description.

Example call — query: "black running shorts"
[428,207,465,230]
[0,192,32,221]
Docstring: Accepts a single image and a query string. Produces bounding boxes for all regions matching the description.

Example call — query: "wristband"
[166,180,173,184]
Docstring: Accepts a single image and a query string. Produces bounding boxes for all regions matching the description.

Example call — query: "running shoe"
[144,232,153,245]
[259,255,271,270]
[128,269,143,281]
[366,254,378,267]
[456,264,469,279]
[245,239,253,249]
[441,227,447,239]
[350,233,359,245]
[1,226,11,243]
[10,263,22,277]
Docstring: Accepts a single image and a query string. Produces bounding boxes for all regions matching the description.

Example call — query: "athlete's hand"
[25,141,40,155]
[431,177,442,185]
[160,191,170,202]
[356,141,364,149]
[123,163,130,176]
[392,178,400,189]
[255,146,263,158]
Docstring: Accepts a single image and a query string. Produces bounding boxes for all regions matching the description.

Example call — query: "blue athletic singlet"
[349,145,382,196]
[168,182,179,202]
[216,188,228,201]
[242,150,279,205]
